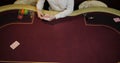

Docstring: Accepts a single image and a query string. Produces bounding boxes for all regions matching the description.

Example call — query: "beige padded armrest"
[79,1,108,9]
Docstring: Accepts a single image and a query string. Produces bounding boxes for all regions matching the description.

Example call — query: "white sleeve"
[55,0,74,19]
[36,0,45,10]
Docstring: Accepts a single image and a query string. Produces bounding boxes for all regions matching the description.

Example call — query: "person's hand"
[43,14,56,21]
[37,10,44,19]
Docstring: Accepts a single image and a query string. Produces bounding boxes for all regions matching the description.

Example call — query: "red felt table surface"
[0,14,120,63]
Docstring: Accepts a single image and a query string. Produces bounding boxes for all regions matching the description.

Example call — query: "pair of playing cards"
[113,17,120,22]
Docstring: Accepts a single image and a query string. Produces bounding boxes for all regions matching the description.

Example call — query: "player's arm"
[36,0,45,19]
[55,0,74,19]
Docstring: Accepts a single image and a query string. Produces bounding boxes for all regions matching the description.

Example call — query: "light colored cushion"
[14,0,38,6]
[79,1,108,9]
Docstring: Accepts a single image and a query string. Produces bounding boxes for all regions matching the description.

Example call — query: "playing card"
[43,17,50,21]
[10,41,20,50]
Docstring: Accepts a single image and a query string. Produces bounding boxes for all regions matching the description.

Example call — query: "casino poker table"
[0,4,120,63]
